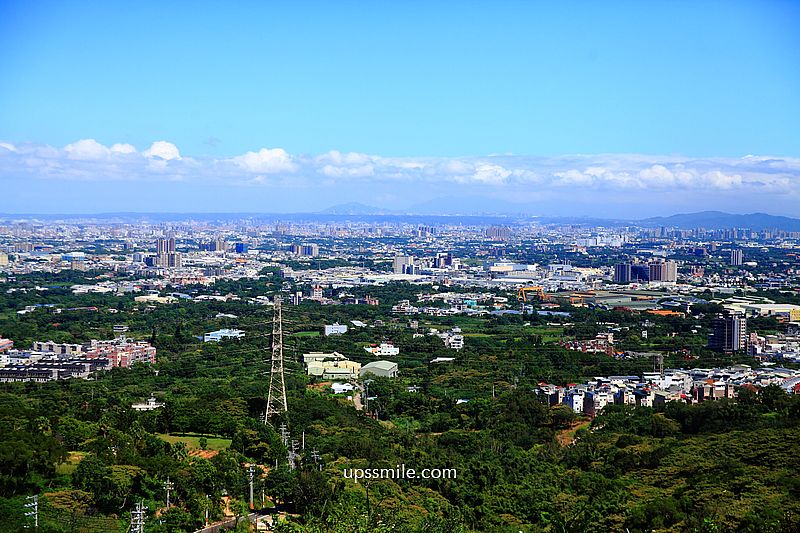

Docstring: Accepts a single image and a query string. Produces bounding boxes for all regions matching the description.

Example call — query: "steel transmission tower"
[264,295,288,424]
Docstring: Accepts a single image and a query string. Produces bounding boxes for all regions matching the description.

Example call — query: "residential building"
[0,336,13,353]
[290,243,319,257]
[86,336,157,367]
[648,259,677,282]
[613,263,632,283]
[364,343,400,356]
[332,382,355,394]
[708,313,747,352]
[393,254,415,274]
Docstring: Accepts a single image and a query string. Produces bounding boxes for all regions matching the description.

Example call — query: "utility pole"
[363,379,373,415]
[164,477,174,508]
[24,495,38,530]
[130,501,146,533]
[204,495,210,526]
[264,296,288,424]
[311,449,322,471]
[290,439,300,470]
[248,465,255,509]
[279,424,288,445]
[365,480,371,525]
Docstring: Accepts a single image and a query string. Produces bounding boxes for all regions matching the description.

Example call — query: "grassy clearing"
[56,451,87,475]
[156,433,231,451]
[293,331,320,337]
[556,419,591,446]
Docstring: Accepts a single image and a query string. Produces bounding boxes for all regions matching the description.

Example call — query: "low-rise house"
[324,323,348,336]
[307,359,361,380]
[332,382,355,394]
[132,396,165,411]
[0,336,13,353]
[360,360,399,378]
[204,329,246,342]
[364,343,399,357]
[303,352,347,364]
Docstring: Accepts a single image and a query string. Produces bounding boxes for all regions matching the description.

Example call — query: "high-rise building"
[311,285,324,300]
[290,243,319,257]
[302,244,319,257]
[155,236,181,268]
[156,236,175,254]
[613,263,631,283]
[708,313,747,352]
[631,264,650,282]
[433,252,453,269]
[0,252,8,266]
[485,226,511,241]
[648,259,677,282]
[730,249,744,266]
[393,254,415,274]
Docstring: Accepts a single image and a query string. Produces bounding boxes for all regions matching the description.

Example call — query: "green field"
[529,326,565,341]
[156,433,231,451]
[293,330,320,337]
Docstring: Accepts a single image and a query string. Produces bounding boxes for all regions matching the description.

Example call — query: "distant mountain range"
[316,203,400,215]
[637,211,800,231]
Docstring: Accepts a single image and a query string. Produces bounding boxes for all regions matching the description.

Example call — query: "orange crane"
[517,286,548,302]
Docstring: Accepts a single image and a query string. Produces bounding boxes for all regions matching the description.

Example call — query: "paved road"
[353,384,364,411]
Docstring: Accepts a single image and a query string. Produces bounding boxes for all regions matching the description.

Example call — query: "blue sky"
[1,1,799,215]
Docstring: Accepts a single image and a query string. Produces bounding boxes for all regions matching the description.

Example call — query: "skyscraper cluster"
[155,234,181,268]
[613,260,677,283]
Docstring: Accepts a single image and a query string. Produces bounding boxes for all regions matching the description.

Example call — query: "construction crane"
[517,286,547,302]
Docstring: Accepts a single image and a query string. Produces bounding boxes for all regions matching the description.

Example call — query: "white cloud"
[703,170,742,189]
[110,143,137,154]
[231,147,294,173]
[316,150,373,166]
[2,139,800,213]
[64,139,111,159]
[441,160,472,174]
[144,141,181,160]
[469,163,513,184]
[321,164,374,178]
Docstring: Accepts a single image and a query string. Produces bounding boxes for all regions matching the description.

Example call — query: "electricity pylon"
[264,295,288,424]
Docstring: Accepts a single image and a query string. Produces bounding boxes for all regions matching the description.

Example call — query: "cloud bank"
[1,139,799,215]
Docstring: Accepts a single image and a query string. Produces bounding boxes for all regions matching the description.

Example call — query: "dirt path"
[555,419,591,446]
[353,383,364,411]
